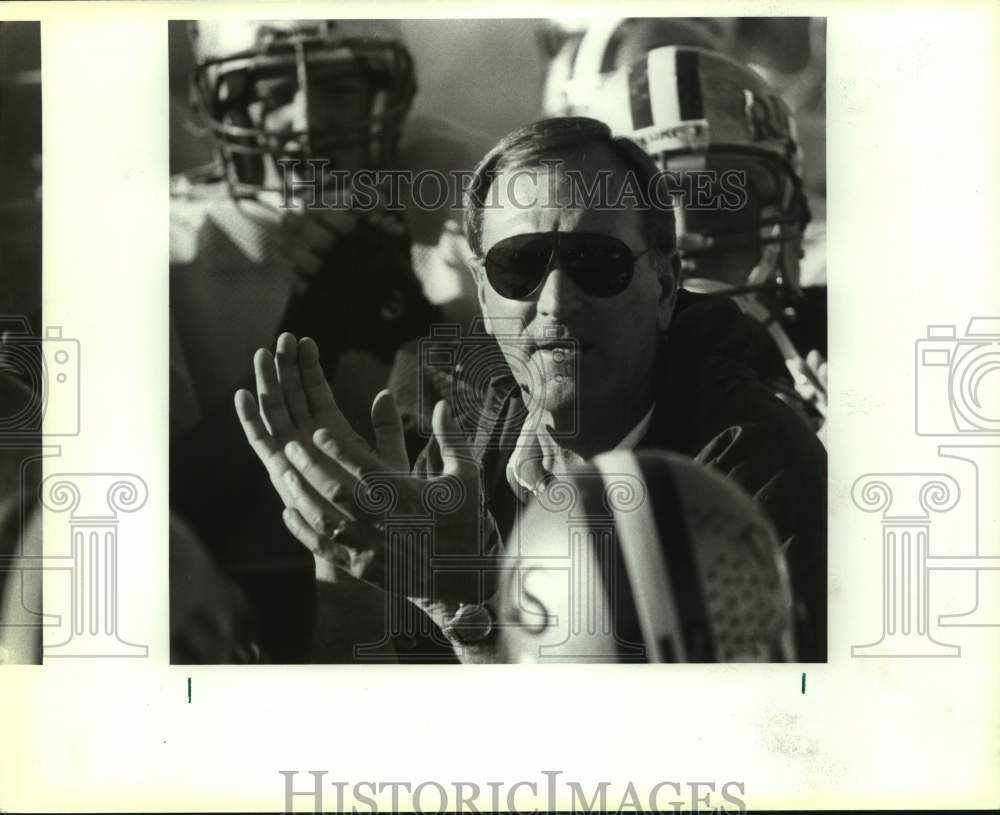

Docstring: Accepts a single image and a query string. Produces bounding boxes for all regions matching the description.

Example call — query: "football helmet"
[539,17,729,117]
[497,450,796,663]
[188,20,417,197]
[588,45,810,301]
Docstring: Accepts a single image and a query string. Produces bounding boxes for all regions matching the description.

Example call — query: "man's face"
[672,154,785,288]
[477,147,676,421]
[249,61,376,174]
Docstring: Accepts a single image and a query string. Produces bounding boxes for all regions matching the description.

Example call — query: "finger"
[281,466,352,536]
[254,347,294,439]
[311,428,381,487]
[795,382,818,402]
[236,389,302,509]
[297,336,350,428]
[282,507,353,566]
[282,506,327,558]
[274,333,312,431]
[806,349,824,375]
[424,436,444,478]
[285,439,362,520]
[432,400,477,483]
[371,389,409,472]
[234,389,285,472]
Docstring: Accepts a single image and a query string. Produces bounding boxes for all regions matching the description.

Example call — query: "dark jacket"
[402,293,827,661]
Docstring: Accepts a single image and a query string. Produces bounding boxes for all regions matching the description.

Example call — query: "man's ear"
[656,250,681,332]
[470,258,495,336]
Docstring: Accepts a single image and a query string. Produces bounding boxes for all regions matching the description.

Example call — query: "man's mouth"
[532,339,591,363]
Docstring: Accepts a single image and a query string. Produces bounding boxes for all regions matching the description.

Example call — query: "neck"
[544,377,656,460]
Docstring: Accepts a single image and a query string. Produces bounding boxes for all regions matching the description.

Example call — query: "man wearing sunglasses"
[238,116,826,663]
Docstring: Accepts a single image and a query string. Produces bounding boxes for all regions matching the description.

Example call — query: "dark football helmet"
[188,20,417,197]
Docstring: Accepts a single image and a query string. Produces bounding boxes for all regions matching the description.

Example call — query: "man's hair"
[463,116,676,259]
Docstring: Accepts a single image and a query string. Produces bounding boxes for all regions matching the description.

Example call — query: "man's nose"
[535,264,584,318]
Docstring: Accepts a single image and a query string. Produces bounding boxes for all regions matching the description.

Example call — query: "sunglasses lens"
[485,238,550,299]
[485,233,637,300]
[560,237,633,297]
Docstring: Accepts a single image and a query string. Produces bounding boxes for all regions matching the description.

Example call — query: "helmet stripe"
[675,48,704,121]
[626,57,653,130]
[595,450,687,662]
[647,46,681,130]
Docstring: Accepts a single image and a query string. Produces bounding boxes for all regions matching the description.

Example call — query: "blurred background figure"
[537,17,825,286]
[0,21,43,665]
[497,450,796,663]
[170,19,434,661]
[0,21,42,333]
[169,19,546,661]
[538,16,733,117]
[577,26,827,433]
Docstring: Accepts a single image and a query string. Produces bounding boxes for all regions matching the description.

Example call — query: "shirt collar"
[614,403,656,450]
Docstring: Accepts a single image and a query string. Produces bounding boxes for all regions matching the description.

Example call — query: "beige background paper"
[0,0,998,811]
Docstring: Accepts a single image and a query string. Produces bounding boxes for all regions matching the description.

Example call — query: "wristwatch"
[441,602,496,645]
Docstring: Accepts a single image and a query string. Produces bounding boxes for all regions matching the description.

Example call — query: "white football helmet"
[588,45,810,300]
[539,17,730,117]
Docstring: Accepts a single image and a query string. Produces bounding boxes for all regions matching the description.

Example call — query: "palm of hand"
[236,333,488,603]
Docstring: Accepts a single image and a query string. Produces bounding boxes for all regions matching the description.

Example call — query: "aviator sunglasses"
[483,232,657,300]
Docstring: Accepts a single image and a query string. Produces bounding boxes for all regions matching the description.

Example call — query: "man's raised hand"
[236,333,487,601]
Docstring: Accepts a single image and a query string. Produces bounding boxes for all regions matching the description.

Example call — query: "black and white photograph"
[2,3,998,812]
[167,18,829,665]
[0,20,43,666]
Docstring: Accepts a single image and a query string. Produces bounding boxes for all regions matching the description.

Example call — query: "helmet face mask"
[189,21,416,197]
[661,145,809,295]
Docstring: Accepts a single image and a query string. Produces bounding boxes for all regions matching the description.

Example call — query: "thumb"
[431,400,476,482]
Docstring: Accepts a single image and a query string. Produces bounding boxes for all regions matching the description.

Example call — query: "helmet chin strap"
[681,215,809,369]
